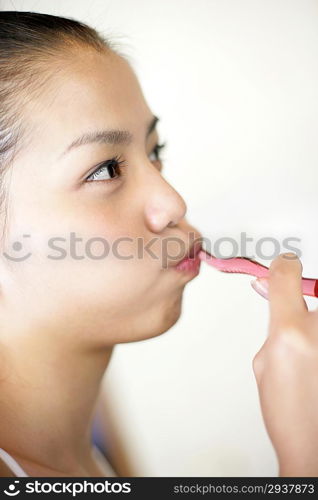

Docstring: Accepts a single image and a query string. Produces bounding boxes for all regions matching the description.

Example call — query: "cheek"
[7,244,160,334]
[9,217,160,317]
[5,189,167,324]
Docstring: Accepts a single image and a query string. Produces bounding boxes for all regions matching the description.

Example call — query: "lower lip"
[174,255,201,274]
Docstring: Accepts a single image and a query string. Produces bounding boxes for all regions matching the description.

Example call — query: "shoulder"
[93,447,117,477]
[0,455,15,477]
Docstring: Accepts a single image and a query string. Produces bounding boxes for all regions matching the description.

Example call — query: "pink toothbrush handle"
[198,250,318,298]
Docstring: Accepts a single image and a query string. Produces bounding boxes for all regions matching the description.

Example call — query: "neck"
[0,332,114,474]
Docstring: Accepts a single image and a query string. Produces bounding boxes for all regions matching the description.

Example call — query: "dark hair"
[0,11,121,237]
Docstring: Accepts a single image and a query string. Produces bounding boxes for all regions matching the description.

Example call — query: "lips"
[188,241,202,259]
[172,241,202,268]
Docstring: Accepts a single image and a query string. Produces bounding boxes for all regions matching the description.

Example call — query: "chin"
[116,293,184,345]
[139,293,184,342]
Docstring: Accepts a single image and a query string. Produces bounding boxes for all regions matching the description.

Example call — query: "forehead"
[22,49,152,153]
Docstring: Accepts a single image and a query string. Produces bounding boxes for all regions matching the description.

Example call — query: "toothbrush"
[198,250,318,298]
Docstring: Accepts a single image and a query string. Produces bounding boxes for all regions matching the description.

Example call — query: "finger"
[251,277,309,312]
[251,278,269,299]
[268,252,306,323]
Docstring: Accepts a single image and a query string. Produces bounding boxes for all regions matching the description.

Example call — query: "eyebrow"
[60,115,159,158]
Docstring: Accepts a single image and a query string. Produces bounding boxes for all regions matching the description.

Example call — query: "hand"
[251,252,318,477]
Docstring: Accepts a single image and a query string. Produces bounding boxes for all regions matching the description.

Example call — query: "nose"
[144,169,187,233]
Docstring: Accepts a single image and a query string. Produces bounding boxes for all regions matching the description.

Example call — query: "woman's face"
[1,48,202,346]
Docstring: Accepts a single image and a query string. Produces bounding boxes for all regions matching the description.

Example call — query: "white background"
[1,0,318,476]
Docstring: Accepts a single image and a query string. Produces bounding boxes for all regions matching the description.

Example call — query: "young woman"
[0,11,317,477]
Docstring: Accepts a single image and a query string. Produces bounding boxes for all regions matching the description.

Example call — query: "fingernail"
[283,252,298,260]
[250,278,269,299]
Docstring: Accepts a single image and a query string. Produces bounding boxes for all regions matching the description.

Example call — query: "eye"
[85,155,126,183]
[148,142,166,163]
[85,142,167,184]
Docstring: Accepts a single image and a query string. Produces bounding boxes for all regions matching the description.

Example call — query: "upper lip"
[172,241,202,267]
